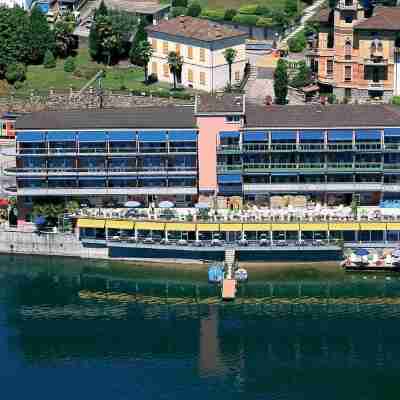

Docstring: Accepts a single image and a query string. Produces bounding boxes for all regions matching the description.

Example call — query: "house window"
[175,43,181,55]
[327,59,333,76]
[163,41,168,55]
[151,39,157,52]
[188,68,193,83]
[344,40,352,60]
[200,48,205,62]
[225,115,241,123]
[163,64,169,78]
[152,62,157,74]
[234,71,240,81]
[200,71,206,85]
[345,65,352,81]
[188,46,193,59]
[345,88,352,98]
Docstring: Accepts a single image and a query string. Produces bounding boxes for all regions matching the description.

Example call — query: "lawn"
[10,47,171,96]
[192,0,289,11]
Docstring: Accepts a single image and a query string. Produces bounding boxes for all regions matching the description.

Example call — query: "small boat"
[341,249,400,272]
[234,267,248,281]
[208,264,224,283]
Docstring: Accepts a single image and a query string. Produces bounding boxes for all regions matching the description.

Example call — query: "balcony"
[242,144,269,152]
[368,81,385,91]
[217,145,241,154]
[217,164,242,173]
[364,58,388,66]
[337,0,358,10]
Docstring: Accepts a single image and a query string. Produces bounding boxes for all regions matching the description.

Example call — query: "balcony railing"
[270,143,297,151]
[217,145,241,153]
[338,0,358,9]
[217,164,242,172]
[243,144,269,152]
[355,142,381,151]
[364,58,387,66]
[368,81,385,91]
[169,146,197,153]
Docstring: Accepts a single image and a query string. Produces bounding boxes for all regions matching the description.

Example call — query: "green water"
[1,255,400,399]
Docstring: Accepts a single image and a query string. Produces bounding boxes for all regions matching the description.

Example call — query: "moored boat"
[208,264,224,283]
[342,248,400,272]
[234,267,248,282]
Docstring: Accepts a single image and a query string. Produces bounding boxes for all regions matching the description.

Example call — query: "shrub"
[5,63,26,84]
[171,6,187,17]
[290,60,312,88]
[63,56,76,72]
[392,96,400,106]
[171,90,192,100]
[200,8,225,21]
[232,14,259,26]
[224,8,237,21]
[288,31,306,53]
[256,17,274,27]
[327,93,337,104]
[73,64,102,79]
[172,0,187,7]
[43,50,56,69]
[238,4,259,15]
[147,73,158,84]
[256,5,271,16]
[186,2,201,17]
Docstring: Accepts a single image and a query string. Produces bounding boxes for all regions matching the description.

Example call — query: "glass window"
[188,46,193,59]
[162,41,168,55]
[345,65,352,81]
[327,59,333,76]
[199,48,205,62]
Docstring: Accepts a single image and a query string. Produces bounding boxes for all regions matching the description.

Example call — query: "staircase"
[224,248,236,278]
[222,248,237,300]
[248,65,258,82]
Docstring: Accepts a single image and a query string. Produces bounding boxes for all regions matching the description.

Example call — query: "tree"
[43,50,56,68]
[187,2,201,17]
[28,5,54,64]
[130,19,148,64]
[134,40,153,82]
[5,63,26,84]
[290,61,312,88]
[223,48,237,90]
[172,0,187,6]
[95,0,108,19]
[224,8,237,21]
[284,0,298,18]
[64,56,76,72]
[288,31,307,53]
[109,9,138,58]
[54,14,78,58]
[167,51,183,90]
[274,59,288,105]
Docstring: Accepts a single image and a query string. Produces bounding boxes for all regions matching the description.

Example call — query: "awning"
[197,223,219,231]
[328,130,353,141]
[355,130,381,140]
[359,222,386,231]
[219,131,240,139]
[108,131,135,141]
[78,131,107,142]
[168,131,197,141]
[386,223,400,231]
[135,221,165,230]
[243,131,267,142]
[243,223,271,231]
[271,131,296,141]
[47,132,76,141]
[138,131,167,142]
[299,130,324,140]
[17,132,45,142]
[300,223,329,231]
[384,128,400,137]
[166,223,196,231]
[329,223,359,231]
[271,223,299,231]
[220,223,242,232]
[218,174,241,184]
[77,218,105,228]
[105,220,135,229]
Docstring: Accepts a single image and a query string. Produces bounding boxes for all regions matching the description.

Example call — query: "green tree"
[129,19,148,64]
[274,59,288,105]
[171,6,188,17]
[290,61,312,88]
[5,63,26,84]
[109,9,138,58]
[54,14,78,58]
[28,5,54,64]
[95,0,108,19]
[284,0,298,18]
[133,40,153,82]
[172,0,188,7]
[288,31,307,52]
[43,50,56,68]
[224,8,237,21]
[64,56,76,72]
[167,51,183,90]
[223,48,237,90]
[187,2,201,17]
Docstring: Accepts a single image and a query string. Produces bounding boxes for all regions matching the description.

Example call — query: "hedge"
[238,4,259,15]
[232,14,259,26]
[256,17,274,27]
[200,8,225,21]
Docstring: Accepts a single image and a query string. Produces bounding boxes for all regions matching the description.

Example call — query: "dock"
[222,248,237,300]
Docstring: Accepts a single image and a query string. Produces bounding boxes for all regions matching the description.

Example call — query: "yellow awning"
[242,223,271,231]
[271,223,299,231]
[77,218,105,229]
[300,223,329,231]
[197,223,219,231]
[105,220,135,230]
[219,223,242,232]
[386,223,400,231]
[135,221,165,230]
[329,223,359,231]
[359,222,387,231]
[166,223,196,232]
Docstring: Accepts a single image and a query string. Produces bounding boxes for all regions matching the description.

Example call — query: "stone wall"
[0,88,193,113]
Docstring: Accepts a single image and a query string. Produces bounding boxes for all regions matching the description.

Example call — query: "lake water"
[1,255,400,400]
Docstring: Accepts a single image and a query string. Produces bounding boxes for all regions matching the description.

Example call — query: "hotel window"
[163,64,169,78]
[163,41,168,55]
[188,68,193,83]
[345,65,352,81]
[152,62,157,74]
[327,59,333,76]
[188,46,193,59]
[151,39,157,52]
[234,71,240,81]
[200,48,205,62]
[175,43,181,55]
[200,71,206,85]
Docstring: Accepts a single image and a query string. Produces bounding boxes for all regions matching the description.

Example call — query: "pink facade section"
[196,116,241,193]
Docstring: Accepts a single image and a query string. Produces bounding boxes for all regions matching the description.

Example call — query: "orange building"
[309,1,400,102]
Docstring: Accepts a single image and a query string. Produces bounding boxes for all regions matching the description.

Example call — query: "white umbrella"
[124,200,141,208]
[158,201,174,209]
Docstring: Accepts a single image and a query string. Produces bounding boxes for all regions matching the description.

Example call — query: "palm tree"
[136,40,153,83]
[224,48,237,91]
[167,51,183,90]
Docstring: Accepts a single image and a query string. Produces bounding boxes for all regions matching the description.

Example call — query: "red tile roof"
[146,16,247,42]
[355,6,400,30]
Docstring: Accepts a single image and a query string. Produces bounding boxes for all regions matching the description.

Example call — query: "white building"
[0,0,32,9]
[146,16,248,93]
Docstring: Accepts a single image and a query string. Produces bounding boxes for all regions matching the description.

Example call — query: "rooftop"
[245,104,400,128]
[146,16,247,42]
[104,0,170,14]
[195,94,245,115]
[355,6,400,30]
[16,106,196,130]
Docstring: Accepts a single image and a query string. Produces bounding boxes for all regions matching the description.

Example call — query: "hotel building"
[12,94,400,220]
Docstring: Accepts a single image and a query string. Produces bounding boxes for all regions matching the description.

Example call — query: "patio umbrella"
[159,201,174,209]
[34,216,46,226]
[355,248,369,256]
[195,202,209,209]
[392,249,400,258]
[0,198,8,208]
[124,201,141,208]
